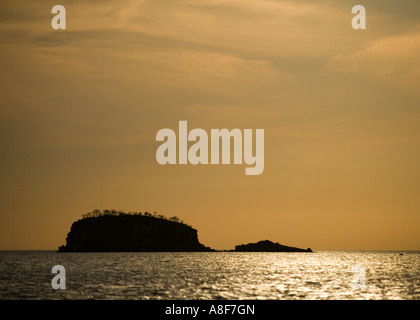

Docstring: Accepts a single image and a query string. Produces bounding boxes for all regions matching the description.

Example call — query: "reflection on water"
[0,251,419,299]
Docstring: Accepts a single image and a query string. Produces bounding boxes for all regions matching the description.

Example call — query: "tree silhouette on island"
[58,210,312,253]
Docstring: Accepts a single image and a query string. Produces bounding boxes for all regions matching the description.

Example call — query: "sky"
[1,0,419,250]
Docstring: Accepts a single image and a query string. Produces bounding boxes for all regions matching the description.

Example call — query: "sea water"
[0,251,419,300]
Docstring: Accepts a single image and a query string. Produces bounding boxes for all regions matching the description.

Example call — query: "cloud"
[327,32,420,89]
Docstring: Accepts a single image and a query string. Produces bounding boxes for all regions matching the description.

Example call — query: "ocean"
[0,251,419,300]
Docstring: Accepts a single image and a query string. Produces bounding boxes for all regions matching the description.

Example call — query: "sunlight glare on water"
[0,251,419,300]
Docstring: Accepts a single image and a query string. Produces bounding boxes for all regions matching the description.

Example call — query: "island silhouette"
[58,210,312,253]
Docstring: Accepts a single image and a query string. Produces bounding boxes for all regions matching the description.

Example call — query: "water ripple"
[0,251,419,300]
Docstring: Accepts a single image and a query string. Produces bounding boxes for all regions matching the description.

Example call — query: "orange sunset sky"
[1,0,419,250]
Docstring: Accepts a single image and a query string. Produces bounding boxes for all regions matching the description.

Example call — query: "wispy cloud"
[327,32,420,89]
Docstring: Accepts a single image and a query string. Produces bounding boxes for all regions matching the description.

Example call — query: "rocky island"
[58,210,313,253]
[58,210,212,252]
[235,240,312,252]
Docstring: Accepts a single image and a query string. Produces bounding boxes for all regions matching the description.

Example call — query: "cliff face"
[58,215,212,252]
[235,240,312,252]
